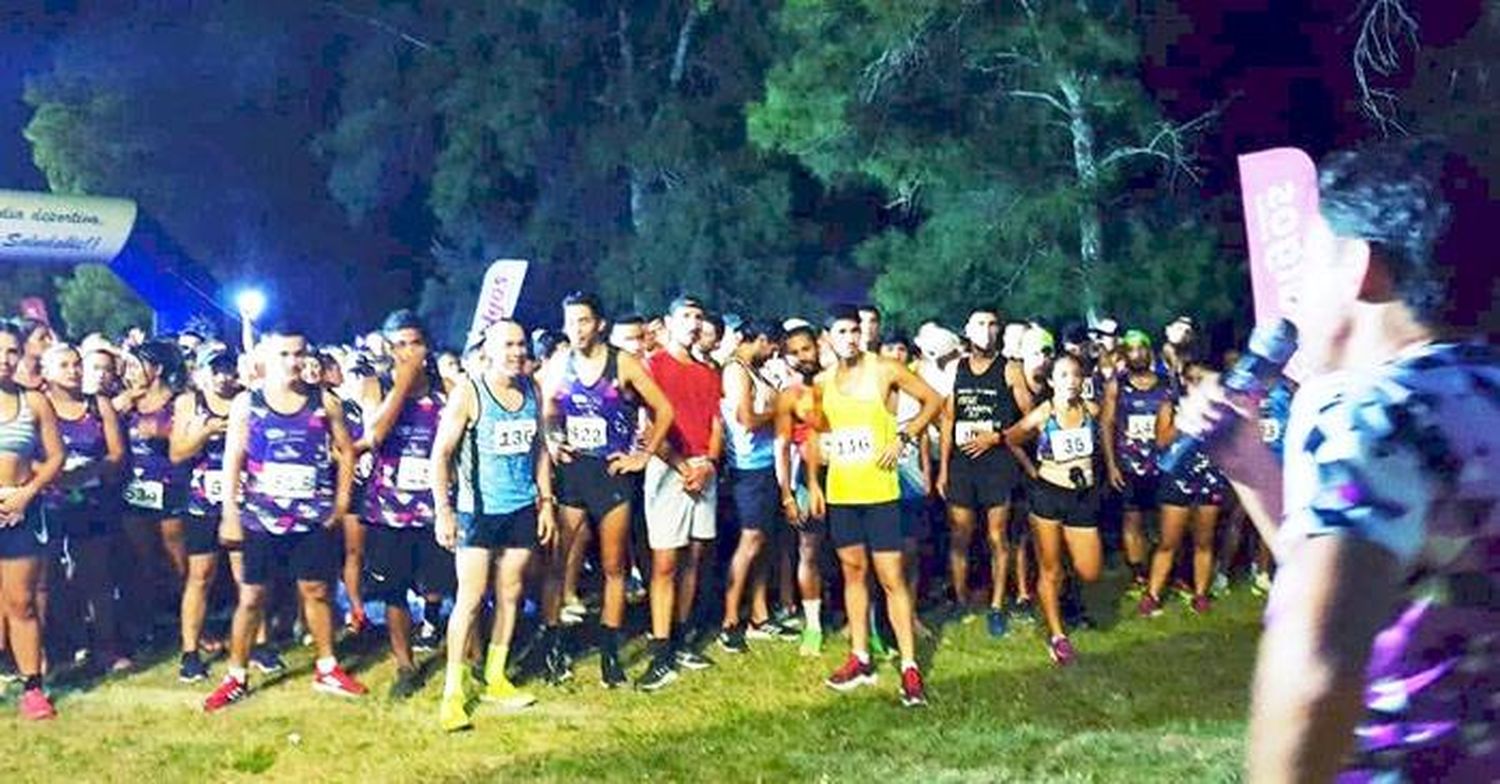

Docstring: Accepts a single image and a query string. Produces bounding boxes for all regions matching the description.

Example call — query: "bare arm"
[22,391,64,496]
[1100,378,1121,476]
[1248,537,1397,783]
[724,361,773,431]
[360,363,421,450]
[168,392,222,464]
[430,379,475,517]
[322,391,356,521]
[98,397,126,472]
[889,360,942,437]
[219,392,252,543]
[620,352,675,459]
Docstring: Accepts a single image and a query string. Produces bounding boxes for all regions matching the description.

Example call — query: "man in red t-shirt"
[636,295,724,691]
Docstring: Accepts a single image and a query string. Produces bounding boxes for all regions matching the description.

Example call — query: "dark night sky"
[0,1,1489,338]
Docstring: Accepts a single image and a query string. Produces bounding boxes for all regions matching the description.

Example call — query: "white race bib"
[1051,426,1095,462]
[124,479,165,511]
[566,416,607,451]
[954,420,994,447]
[822,427,876,464]
[261,462,317,500]
[395,456,431,492]
[1125,414,1156,442]
[202,470,226,504]
[1259,418,1282,444]
[490,419,537,456]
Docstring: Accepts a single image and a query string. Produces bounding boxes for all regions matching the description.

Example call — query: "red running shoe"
[1190,594,1213,615]
[312,665,368,698]
[203,675,249,713]
[824,654,877,692]
[899,666,928,708]
[19,687,56,720]
[1136,593,1163,618]
[1047,635,1077,667]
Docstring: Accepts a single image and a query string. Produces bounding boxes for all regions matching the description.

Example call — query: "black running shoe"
[717,625,748,654]
[249,646,286,675]
[543,642,574,685]
[634,656,679,692]
[413,621,443,653]
[178,651,210,684]
[600,650,628,690]
[389,666,422,700]
[674,649,715,671]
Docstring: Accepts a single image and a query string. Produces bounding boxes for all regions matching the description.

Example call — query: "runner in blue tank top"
[540,291,674,688]
[430,319,558,731]
[204,323,366,712]
[717,320,791,654]
[168,345,239,683]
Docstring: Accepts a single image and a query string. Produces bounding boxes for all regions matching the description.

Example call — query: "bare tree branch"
[1351,0,1420,134]
[1005,89,1069,116]
[321,1,434,51]
[1098,101,1226,185]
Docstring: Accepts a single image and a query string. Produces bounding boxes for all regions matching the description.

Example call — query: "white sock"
[853,649,870,664]
[802,600,822,632]
[315,656,337,675]
[901,659,918,672]
[227,666,248,684]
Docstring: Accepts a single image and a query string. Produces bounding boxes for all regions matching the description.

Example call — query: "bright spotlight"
[235,288,267,321]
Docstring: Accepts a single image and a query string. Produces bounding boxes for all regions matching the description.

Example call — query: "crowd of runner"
[0,296,1293,728]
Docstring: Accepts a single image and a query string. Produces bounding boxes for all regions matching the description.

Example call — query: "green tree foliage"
[750,0,1238,330]
[55,263,152,338]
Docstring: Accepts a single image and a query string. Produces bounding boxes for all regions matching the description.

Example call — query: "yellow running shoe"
[481,673,538,710]
[439,693,472,732]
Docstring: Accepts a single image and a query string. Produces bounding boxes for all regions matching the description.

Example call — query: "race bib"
[490,419,537,456]
[1259,418,1282,444]
[124,479,165,511]
[260,462,317,500]
[566,416,607,451]
[1125,414,1156,442]
[396,456,432,492]
[202,470,226,504]
[1051,427,1094,462]
[822,427,876,464]
[63,453,93,473]
[954,420,993,447]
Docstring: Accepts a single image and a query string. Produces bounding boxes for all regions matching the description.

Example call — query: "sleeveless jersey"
[554,348,639,459]
[457,377,539,515]
[1036,402,1099,488]
[44,397,105,514]
[124,400,186,513]
[1114,372,1173,478]
[187,392,230,518]
[723,358,776,471]
[365,388,443,528]
[820,363,899,505]
[242,391,336,535]
[950,355,1021,468]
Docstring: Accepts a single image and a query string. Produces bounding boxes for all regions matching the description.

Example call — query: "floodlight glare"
[235,288,267,321]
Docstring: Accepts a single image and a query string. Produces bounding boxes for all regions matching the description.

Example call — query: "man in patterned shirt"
[1180,138,1498,782]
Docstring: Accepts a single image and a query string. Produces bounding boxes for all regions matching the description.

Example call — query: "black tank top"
[951,355,1021,466]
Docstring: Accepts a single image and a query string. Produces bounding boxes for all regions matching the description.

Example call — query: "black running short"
[241,527,338,586]
[184,514,220,557]
[1119,474,1159,512]
[456,506,538,551]
[362,523,455,602]
[946,457,1020,512]
[829,501,903,553]
[556,456,634,520]
[1028,478,1100,528]
[728,468,780,532]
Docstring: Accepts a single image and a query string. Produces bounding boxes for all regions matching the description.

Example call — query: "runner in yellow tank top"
[806,306,941,708]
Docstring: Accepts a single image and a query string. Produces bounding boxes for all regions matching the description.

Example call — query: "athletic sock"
[600,625,620,656]
[442,662,465,697]
[22,674,42,691]
[315,656,337,675]
[900,659,918,672]
[227,666,249,684]
[853,650,870,665]
[802,599,822,632]
[484,644,509,684]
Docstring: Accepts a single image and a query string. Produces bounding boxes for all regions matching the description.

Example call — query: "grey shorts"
[644,456,717,550]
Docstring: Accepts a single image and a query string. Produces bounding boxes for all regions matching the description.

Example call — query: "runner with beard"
[773,323,828,656]
[1100,331,1172,590]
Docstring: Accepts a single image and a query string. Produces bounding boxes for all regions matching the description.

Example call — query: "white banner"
[0,190,138,263]
[469,259,529,339]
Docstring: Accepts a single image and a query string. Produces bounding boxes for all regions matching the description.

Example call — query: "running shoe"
[674,649,715,671]
[18,687,56,721]
[869,630,896,662]
[772,606,803,631]
[438,693,472,732]
[202,674,249,713]
[560,598,588,626]
[1047,635,1077,667]
[1009,597,1037,625]
[250,646,286,675]
[0,654,19,684]
[178,651,210,684]
[312,665,368,698]
[798,627,824,658]
[986,608,1009,639]
[718,625,749,654]
[1136,593,1164,618]
[746,619,799,642]
[1189,594,1213,615]
[389,666,422,700]
[635,656,679,692]
[1251,568,1272,597]
[481,672,537,709]
[344,608,370,637]
[413,620,442,653]
[899,666,928,708]
[1212,570,1230,596]
[824,654,877,692]
[543,642,574,685]
[625,571,648,605]
[600,650,628,690]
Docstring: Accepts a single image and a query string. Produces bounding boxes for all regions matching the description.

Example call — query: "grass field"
[1,580,1261,783]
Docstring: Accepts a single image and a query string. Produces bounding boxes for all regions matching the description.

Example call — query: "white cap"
[913,323,961,359]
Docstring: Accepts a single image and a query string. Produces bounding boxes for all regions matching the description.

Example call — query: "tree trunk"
[1059,73,1102,321]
